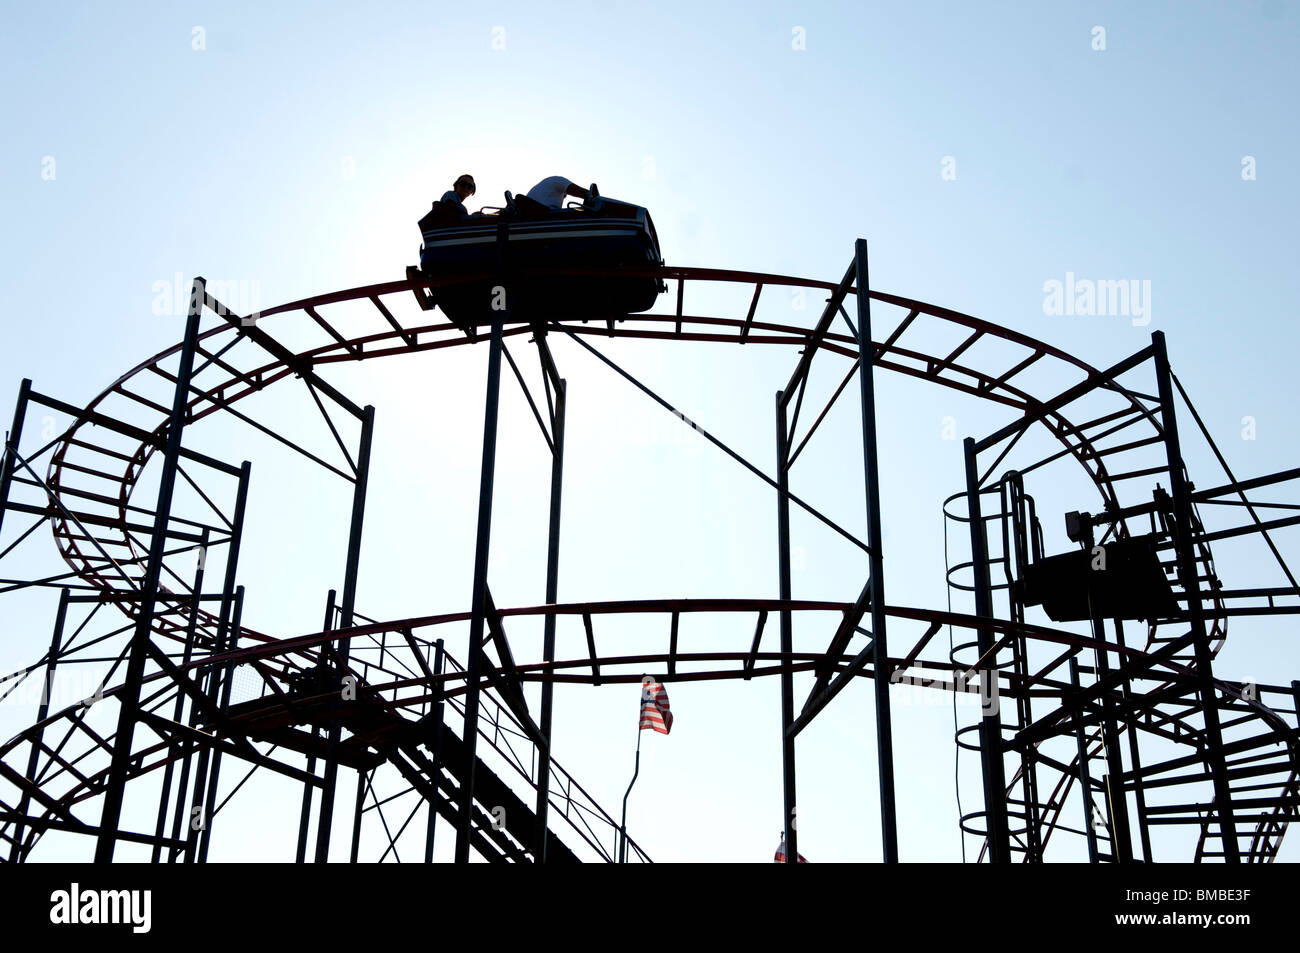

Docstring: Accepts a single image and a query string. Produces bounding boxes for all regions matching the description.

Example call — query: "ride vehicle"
[416,184,666,328]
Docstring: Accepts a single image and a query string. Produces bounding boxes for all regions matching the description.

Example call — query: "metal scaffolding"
[0,241,1296,863]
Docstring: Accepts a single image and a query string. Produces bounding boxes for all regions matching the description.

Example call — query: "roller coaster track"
[1,261,1296,862]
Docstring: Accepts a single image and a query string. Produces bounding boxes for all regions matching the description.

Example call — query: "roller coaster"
[1,239,1297,862]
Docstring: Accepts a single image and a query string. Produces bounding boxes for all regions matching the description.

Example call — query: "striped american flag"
[639,679,673,734]
[774,834,808,863]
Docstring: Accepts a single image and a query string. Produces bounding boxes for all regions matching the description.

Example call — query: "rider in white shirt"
[525,176,590,209]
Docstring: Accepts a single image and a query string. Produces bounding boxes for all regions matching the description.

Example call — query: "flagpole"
[618,685,644,863]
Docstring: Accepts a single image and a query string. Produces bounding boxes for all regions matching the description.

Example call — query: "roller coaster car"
[286,663,345,698]
[416,184,666,328]
[1015,534,1179,622]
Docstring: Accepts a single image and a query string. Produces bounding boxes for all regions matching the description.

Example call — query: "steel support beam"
[424,638,445,863]
[964,436,1011,862]
[780,260,856,406]
[789,634,875,739]
[195,587,244,862]
[192,460,253,862]
[171,463,250,862]
[1069,657,1101,863]
[315,404,375,862]
[0,377,32,543]
[1115,618,1154,862]
[775,390,798,863]
[3,813,189,853]
[854,239,898,863]
[214,301,365,421]
[350,768,367,863]
[455,275,507,863]
[1152,330,1239,862]
[150,529,209,862]
[535,378,566,861]
[95,278,204,863]
[296,589,336,863]
[1092,608,1133,862]
[974,344,1156,455]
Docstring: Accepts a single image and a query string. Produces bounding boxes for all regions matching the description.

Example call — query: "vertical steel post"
[853,239,898,863]
[1114,618,1153,862]
[455,304,506,863]
[297,589,336,863]
[1152,331,1239,862]
[193,457,253,862]
[173,721,205,861]
[350,768,367,863]
[315,404,375,862]
[0,378,32,542]
[534,379,566,862]
[95,277,204,863]
[1091,609,1133,862]
[180,725,211,860]
[775,391,798,863]
[196,586,243,862]
[172,460,250,862]
[963,436,1010,862]
[454,225,511,863]
[424,638,445,863]
[11,586,70,862]
[1069,657,1101,863]
[151,528,209,862]
[618,711,644,864]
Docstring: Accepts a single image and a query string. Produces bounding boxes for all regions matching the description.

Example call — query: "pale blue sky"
[1,1,1298,862]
